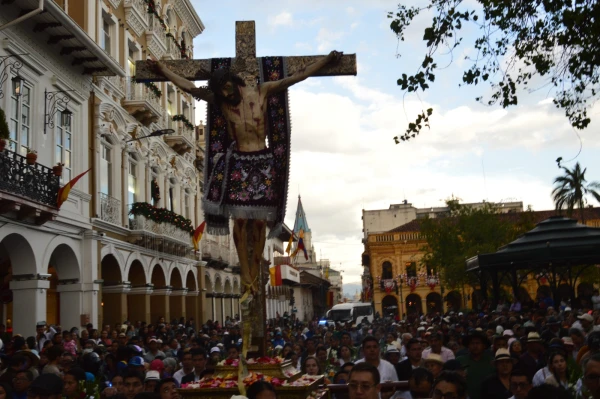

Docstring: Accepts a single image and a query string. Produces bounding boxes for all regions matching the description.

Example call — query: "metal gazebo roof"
[465,216,600,272]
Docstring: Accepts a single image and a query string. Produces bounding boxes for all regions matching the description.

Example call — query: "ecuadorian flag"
[57,169,91,209]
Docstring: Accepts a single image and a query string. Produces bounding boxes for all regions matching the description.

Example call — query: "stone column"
[186,291,199,324]
[101,284,130,327]
[56,282,99,330]
[151,288,171,323]
[128,286,152,323]
[10,279,50,337]
[169,289,187,320]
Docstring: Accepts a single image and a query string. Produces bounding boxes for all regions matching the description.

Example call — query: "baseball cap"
[145,370,160,381]
[128,356,144,366]
[210,347,220,353]
[578,314,594,322]
[150,359,165,372]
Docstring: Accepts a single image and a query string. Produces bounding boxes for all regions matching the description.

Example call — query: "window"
[9,81,31,155]
[406,262,417,278]
[100,142,112,195]
[128,158,137,205]
[167,86,175,128]
[151,168,159,206]
[382,261,393,279]
[102,17,111,54]
[55,112,72,182]
[184,190,190,219]
[166,178,175,212]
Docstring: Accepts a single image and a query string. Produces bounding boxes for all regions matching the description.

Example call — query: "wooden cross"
[135,20,357,84]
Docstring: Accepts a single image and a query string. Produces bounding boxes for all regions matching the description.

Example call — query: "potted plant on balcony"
[0,108,9,152]
[52,162,64,176]
[25,148,37,165]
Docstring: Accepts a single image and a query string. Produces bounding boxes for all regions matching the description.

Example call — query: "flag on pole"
[270,265,282,286]
[57,169,91,209]
[192,221,206,251]
[291,237,308,260]
[285,234,293,254]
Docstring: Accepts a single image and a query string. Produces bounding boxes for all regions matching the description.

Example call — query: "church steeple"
[293,195,311,233]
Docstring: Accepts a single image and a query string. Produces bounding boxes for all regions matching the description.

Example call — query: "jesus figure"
[149,51,341,294]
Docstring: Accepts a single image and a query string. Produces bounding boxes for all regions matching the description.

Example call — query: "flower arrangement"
[129,202,194,235]
[181,372,283,389]
[172,114,195,130]
[144,81,162,98]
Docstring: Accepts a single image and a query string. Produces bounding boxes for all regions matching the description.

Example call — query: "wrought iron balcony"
[0,150,59,224]
[99,192,121,226]
[127,203,193,257]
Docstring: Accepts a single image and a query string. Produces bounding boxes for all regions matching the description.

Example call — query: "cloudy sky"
[190,0,600,288]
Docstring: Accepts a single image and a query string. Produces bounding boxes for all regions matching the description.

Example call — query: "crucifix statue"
[136,20,356,362]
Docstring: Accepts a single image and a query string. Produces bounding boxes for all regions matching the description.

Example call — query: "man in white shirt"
[421,332,455,363]
[355,336,399,399]
[173,349,193,385]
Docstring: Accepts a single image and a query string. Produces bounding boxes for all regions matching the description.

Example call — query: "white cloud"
[281,77,600,283]
[268,11,294,28]
[316,28,345,52]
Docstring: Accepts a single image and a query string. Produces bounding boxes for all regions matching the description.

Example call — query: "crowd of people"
[0,302,599,399]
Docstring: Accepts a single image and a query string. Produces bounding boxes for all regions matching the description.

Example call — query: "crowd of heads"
[0,293,599,399]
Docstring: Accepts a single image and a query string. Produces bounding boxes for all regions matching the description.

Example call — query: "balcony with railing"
[99,192,121,226]
[123,82,163,126]
[201,240,239,268]
[163,34,181,60]
[124,0,149,38]
[146,16,168,60]
[127,203,193,256]
[164,125,194,155]
[0,149,60,225]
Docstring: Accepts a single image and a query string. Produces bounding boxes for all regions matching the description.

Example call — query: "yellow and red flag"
[192,221,206,251]
[285,234,293,254]
[270,265,282,286]
[57,169,91,209]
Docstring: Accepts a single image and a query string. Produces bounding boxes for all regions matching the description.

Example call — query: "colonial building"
[90,0,209,328]
[0,0,123,336]
[362,200,523,240]
[362,206,600,316]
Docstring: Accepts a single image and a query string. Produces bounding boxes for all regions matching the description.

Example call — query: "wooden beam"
[60,46,86,55]
[33,22,62,32]
[48,35,75,45]
[135,54,356,82]
[72,57,98,66]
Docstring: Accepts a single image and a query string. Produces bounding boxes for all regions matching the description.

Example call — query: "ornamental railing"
[129,213,191,245]
[99,192,121,225]
[0,150,59,206]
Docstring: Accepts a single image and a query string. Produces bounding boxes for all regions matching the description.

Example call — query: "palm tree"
[552,162,600,223]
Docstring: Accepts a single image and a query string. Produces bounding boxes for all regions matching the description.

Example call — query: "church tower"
[292,195,315,264]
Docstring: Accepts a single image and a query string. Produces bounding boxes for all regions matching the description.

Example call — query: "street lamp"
[44,89,77,134]
[126,128,175,142]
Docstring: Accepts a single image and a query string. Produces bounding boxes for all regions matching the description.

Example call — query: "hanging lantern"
[12,75,24,97]
[61,107,73,128]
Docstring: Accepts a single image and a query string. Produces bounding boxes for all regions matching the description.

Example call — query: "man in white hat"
[423,352,444,380]
[574,313,594,335]
[481,348,517,399]
[519,332,545,381]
